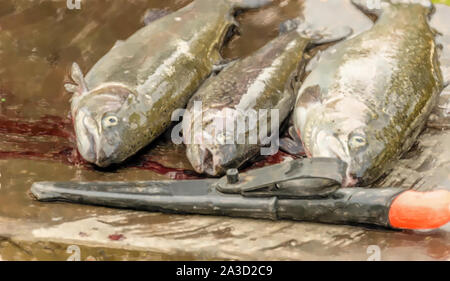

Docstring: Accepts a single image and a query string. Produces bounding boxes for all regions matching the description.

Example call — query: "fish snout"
[75,112,110,167]
[344,171,359,187]
[74,111,97,163]
[312,133,360,186]
[187,144,228,176]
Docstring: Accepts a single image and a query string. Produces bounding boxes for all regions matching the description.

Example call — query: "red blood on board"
[108,234,125,241]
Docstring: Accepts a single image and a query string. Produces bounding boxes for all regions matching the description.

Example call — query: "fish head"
[184,108,249,176]
[297,96,383,186]
[72,85,140,167]
[186,142,247,176]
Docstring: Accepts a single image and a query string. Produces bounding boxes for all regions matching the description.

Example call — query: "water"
[0,0,449,260]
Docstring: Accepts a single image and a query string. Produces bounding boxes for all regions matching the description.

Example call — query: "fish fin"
[65,62,88,96]
[305,24,353,45]
[227,0,272,9]
[279,137,305,156]
[351,0,432,17]
[351,0,387,17]
[213,58,238,73]
[296,85,322,105]
[141,8,171,25]
[279,16,353,45]
[64,83,78,93]
[305,50,323,73]
[288,125,301,143]
[112,40,124,50]
[279,18,301,35]
[279,126,305,156]
[430,4,450,86]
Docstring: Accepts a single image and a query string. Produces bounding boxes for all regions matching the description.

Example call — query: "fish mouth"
[75,112,107,166]
[343,172,358,187]
[314,133,358,186]
[187,145,226,176]
[328,148,359,187]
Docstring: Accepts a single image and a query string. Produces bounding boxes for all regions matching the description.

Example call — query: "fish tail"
[279,17,353,46]
[351,0,433,17]
[225,0,272,9]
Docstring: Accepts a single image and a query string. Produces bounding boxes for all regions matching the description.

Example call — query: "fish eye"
[349,134,367,150]
[102,115,119,128]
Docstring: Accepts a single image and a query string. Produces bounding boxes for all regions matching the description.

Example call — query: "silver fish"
[294,0,444,186]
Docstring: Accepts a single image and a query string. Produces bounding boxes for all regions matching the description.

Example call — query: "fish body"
[294,1,444,186]
[67,0,270,167]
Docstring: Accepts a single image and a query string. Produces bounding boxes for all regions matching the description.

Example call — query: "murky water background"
[0,0,449,260]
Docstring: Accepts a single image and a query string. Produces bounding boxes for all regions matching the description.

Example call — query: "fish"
[182,2,355,176]
[64,0,271,167]
[293,0,444,186]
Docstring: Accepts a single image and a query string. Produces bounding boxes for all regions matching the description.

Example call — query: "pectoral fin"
[64,62,89,96]
[280,137,305,156]
[279,126,306,156]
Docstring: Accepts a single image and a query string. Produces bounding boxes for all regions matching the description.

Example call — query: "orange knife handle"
[389,190,450,230]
